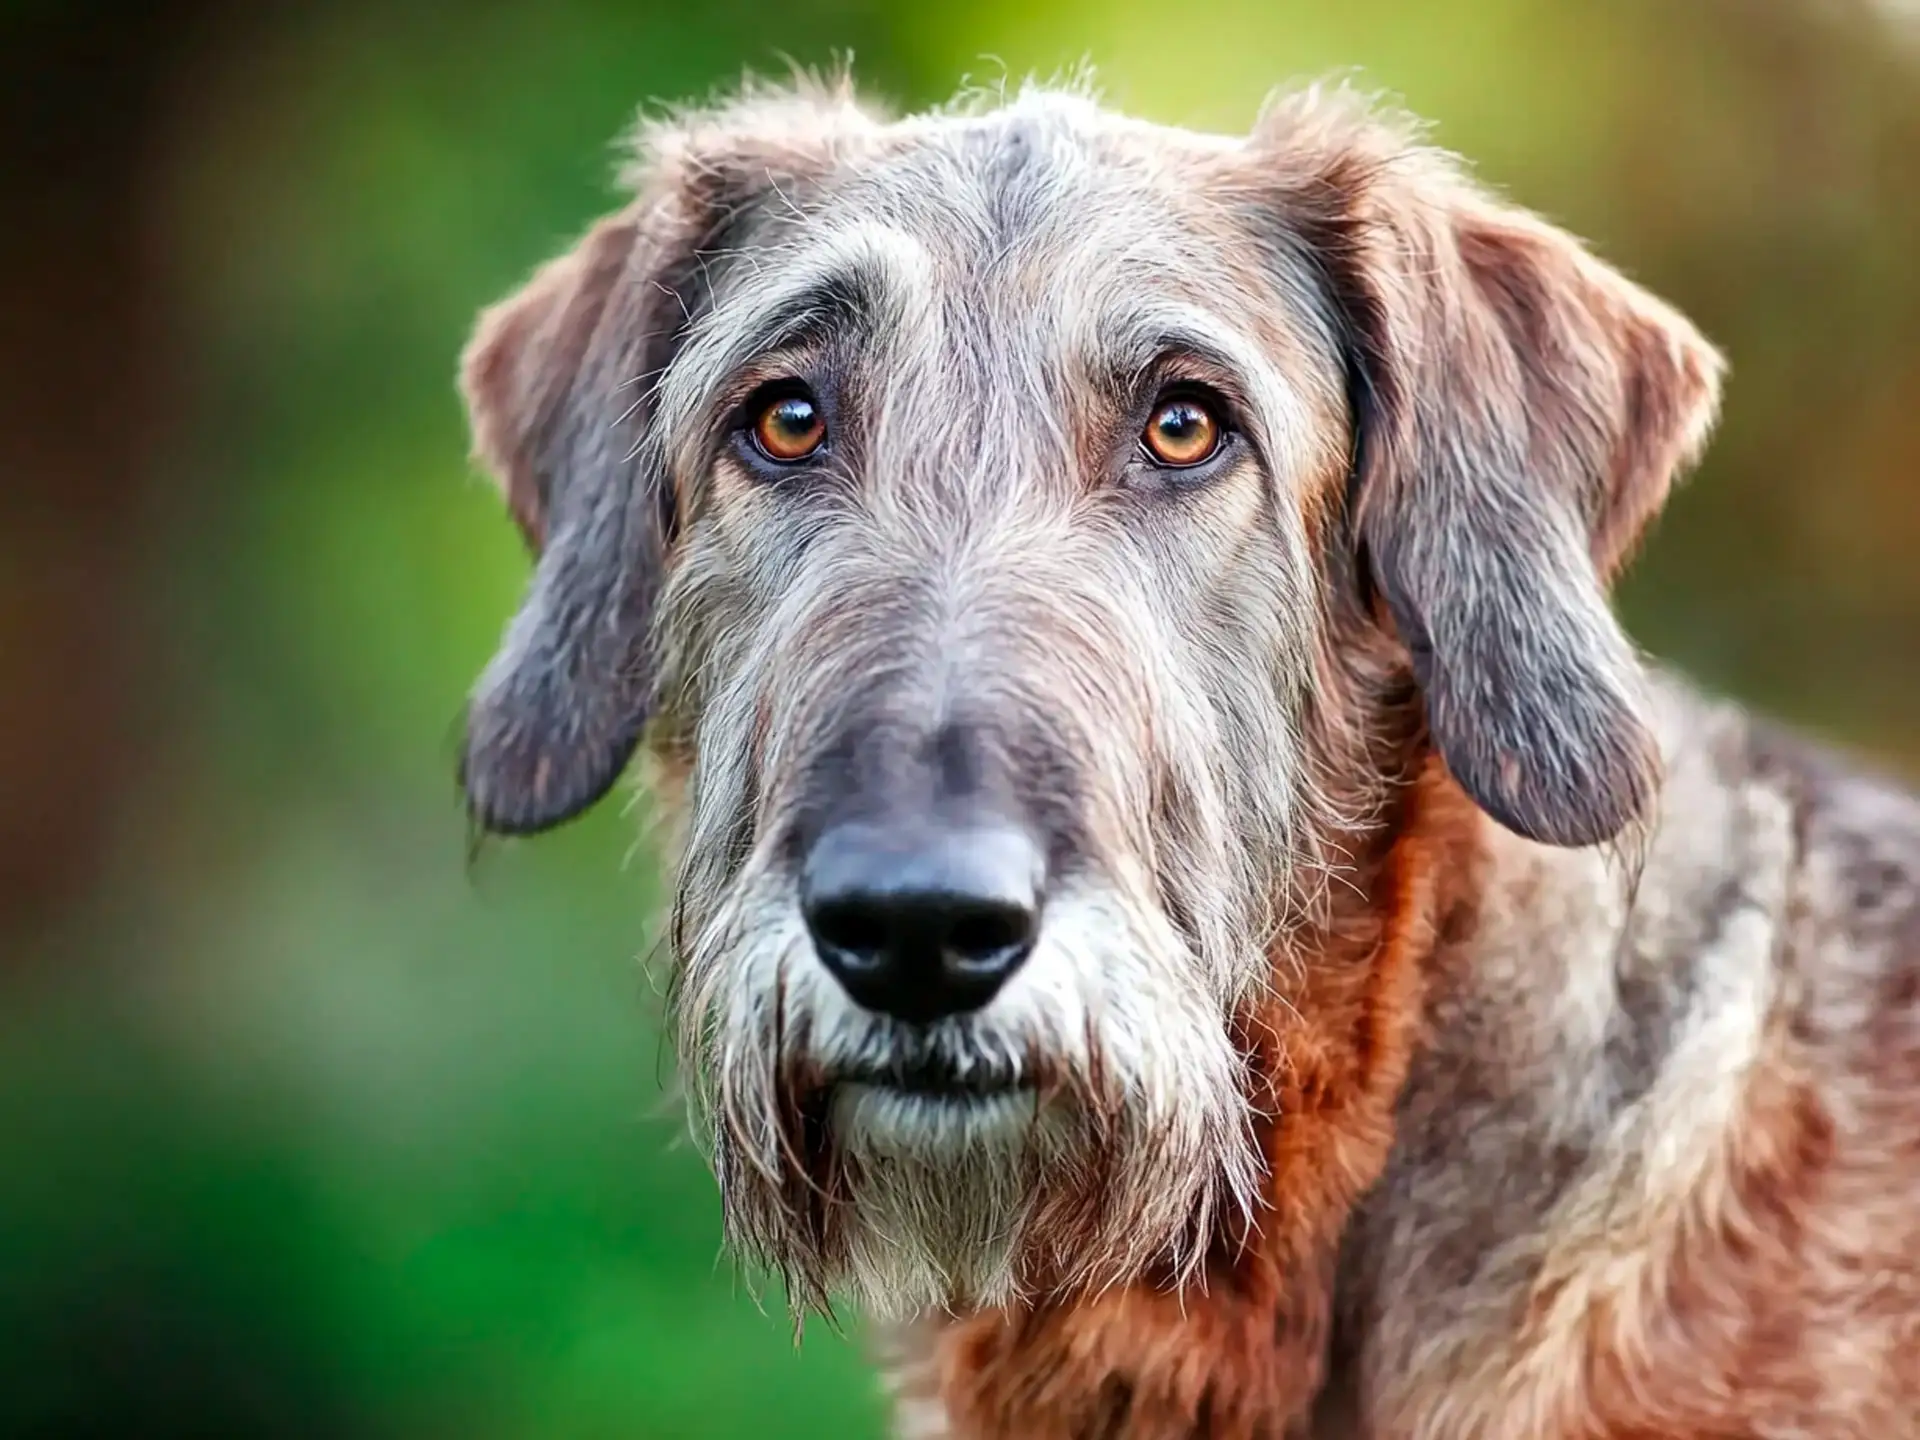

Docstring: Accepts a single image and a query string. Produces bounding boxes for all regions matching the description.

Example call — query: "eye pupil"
[751,391,826,462]
[1142,396,1221,468]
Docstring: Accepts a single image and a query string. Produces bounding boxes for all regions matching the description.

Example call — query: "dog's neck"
[895,757,1489,1440]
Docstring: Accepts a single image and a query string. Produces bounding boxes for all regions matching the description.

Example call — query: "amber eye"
[1141,395,1222,468]
[750,391,826,463]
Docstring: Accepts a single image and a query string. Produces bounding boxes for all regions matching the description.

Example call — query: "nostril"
[943,902,1035,970]
[807,898,891,965]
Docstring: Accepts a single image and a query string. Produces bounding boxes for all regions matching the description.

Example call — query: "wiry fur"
[456,71,1920,1438]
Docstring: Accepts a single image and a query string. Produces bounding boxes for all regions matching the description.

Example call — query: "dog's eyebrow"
[654,226,933,442]
[1096,308,1264,399]
[720,268,878,371]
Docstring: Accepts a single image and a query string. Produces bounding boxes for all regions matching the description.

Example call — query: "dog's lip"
[830,1058,1031,1100]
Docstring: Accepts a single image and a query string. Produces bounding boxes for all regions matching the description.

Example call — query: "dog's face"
[457,80,1721,1318]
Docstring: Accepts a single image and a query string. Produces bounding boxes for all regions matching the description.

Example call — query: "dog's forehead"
[832,97,1247,271]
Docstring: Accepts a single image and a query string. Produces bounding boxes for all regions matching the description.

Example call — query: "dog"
[454,74,1920,1439]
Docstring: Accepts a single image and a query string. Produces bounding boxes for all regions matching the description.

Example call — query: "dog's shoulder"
[1642,664,1920,955]
[1334,670,1920,1437]
[1647,671,1920,1083]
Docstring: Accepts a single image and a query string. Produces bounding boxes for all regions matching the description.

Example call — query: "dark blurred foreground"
[2,2,1915,1435]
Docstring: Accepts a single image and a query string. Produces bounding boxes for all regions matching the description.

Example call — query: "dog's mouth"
[835,1051,1030,1099]
[824,1051,1042,1156]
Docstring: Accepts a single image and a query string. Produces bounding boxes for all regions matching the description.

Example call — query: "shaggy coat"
[455,75,1920,1439]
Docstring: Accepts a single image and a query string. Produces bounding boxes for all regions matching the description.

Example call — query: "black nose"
[800,819,1043,1025]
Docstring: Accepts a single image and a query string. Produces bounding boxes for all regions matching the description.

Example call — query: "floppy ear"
[1273,99,1724,847]
[457,196,695,836]
[458,80,882,836]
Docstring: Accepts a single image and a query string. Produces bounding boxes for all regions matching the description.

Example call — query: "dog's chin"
[720,1050,1256,1322]
[762,1059,1074,1319]
[831,1081,1046,1161]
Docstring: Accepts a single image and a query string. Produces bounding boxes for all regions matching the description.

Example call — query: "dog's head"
[456,77,1721,1318]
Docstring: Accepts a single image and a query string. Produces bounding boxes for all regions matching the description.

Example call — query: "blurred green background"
[2,1,1915,1436]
